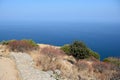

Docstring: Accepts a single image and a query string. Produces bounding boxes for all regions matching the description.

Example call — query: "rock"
[54,69,61,75]
[47,70,54,76]
[10,52,56,80]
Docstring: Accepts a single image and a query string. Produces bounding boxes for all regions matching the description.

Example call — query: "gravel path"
[10,52,56,80]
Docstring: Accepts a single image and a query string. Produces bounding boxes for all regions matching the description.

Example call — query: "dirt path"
[0,57,21,80]
[10,52,56,80]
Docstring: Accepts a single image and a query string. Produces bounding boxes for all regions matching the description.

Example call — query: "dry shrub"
[33,45,116,80]
[92,62,113,80]
[76,60,96,80]
[63,56,77,64]
[87,56,100,62]
[40,46,65,57]
[55,59,79,80]
[110,71,120,80]
[8,40,38,52]
[35,46,79,80]
[92,62,110,73]
[76,60,90,71]
[104,57,120,70]
[36,46,65,70]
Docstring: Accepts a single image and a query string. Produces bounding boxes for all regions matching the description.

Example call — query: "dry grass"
[0,45,9,57]
[76,60,91,71]
[92,62,110,73]
[92,61,115,80]
[7,40,38,52]
[0,43,118,80]
[34,45,67,70]
[110,71,120,80]
[29,45,79,79]
[29,44,117,80]
[29,45,96,79]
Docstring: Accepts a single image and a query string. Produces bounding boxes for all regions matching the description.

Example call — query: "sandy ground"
[38,44,60,49]
[0,57,21,80]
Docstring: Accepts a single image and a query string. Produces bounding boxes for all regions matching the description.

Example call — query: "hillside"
[0,40,120,80]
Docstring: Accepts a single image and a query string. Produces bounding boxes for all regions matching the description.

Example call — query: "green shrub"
[0,40,9,45]
[0,40,16,45]
[88,49,100,60]
[60,44,70,55]
[69,41,90,59]
[61,41,100,60]
[103,57,120,69]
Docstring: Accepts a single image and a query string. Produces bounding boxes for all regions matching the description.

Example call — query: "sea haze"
[0,22,120,60]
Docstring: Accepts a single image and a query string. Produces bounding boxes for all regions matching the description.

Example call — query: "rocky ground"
[10,52,56,80]
[0,44,119,80]
[0,44,60,80]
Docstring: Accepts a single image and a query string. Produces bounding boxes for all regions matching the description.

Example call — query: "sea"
[0,22,120,60]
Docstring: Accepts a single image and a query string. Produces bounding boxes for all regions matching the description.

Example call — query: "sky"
[0,0,120,24]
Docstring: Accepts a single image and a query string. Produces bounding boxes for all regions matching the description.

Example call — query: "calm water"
[0,22,120,60]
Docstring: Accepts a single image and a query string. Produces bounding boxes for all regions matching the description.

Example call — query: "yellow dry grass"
[0,45,9,57]
[0,44,116,80]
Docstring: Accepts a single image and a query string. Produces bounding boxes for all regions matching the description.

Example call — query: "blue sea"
[0,22,120,60]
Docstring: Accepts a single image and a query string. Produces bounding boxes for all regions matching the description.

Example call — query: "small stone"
[47,70,54,75]
[55,69,61,75]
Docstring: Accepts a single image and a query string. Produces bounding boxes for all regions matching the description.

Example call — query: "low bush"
[92,62,109,73]
[7,39,38,52]
[76,60,90,71]
[0,40,9,45]
[110,71,120,80]
[69,41,89,59]
[40,46,65,57]
[61,41,100,60]
[60,44,70,55]
[37,46,65,70]
[103,57,120,70]
[88,49,100,60]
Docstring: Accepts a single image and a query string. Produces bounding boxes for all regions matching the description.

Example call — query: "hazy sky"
[0,0,120,23]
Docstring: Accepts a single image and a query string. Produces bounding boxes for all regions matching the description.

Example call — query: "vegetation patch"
[110,71,120,80]
[92,62,110,73]
[103,57,120,70]
[61,41,100,60]
[76,60,90,71]
[1,39,38,52]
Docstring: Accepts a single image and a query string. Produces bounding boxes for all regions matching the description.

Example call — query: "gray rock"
[10,52,56,80]
[54,69,61,75]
